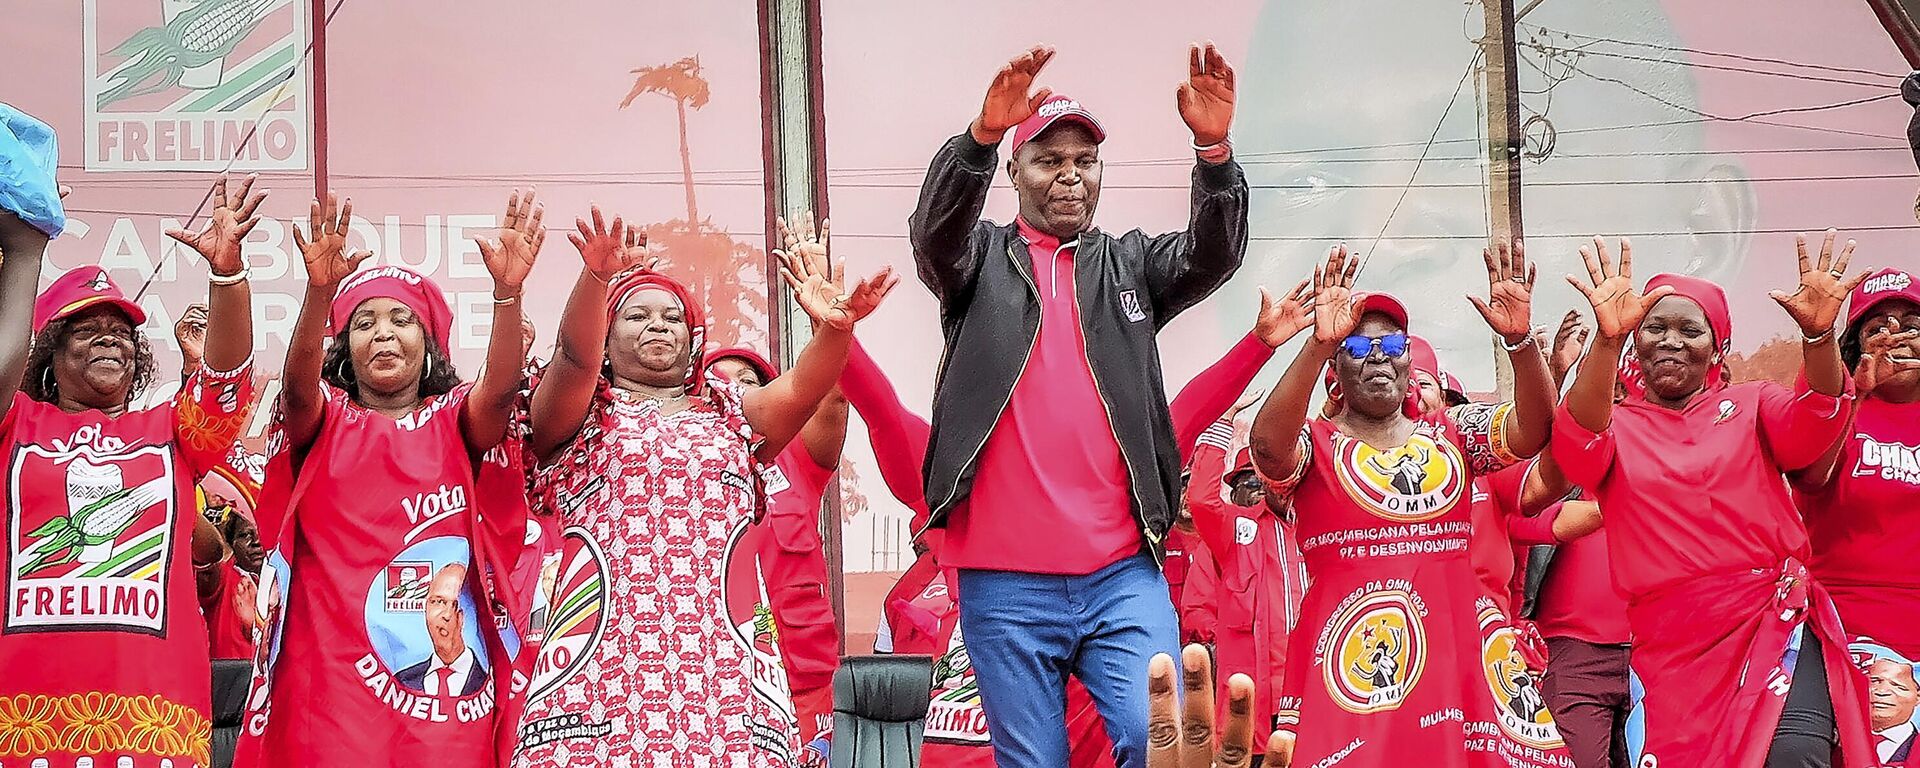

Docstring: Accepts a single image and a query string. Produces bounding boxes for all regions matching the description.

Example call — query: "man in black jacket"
[907,42,1248,767]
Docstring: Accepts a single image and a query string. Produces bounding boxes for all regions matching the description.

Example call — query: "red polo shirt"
[944,219,1139,575]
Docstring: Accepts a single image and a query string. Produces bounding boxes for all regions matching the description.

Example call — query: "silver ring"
[1510,276,1528,283]
[1828,270,1845,279]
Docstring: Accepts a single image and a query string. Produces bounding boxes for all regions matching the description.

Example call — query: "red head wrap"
[1617,273,1732,400]
[326,266,453,351]
[605,268,708,394]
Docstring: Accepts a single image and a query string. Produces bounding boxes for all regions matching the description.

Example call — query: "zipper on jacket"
[916,241,1043,543]
[1071,234,1162,565]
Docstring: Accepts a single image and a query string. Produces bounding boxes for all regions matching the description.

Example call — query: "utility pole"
[1480,0,1525,398]
[757,0,844,651]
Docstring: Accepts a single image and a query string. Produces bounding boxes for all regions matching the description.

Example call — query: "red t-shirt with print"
[1,362,253,768]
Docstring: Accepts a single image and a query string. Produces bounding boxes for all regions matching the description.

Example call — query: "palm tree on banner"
[620,56,768,350]
[621,56,708,223]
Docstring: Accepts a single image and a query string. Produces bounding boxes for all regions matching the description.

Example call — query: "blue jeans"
[957,553,1180,768]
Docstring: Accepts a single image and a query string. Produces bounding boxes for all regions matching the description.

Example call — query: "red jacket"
[1179,536,1220,647]
[1185,420,1306,755]
[760,443,842,750]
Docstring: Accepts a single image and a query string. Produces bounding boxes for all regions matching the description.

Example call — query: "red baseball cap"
[1849,268,1920,327]
[34,266,146,333]
[1408,334,1465,397]
[1008,95,1107,156]
[1355,293,1410,331]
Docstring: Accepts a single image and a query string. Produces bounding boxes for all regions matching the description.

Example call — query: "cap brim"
[1849,291,1920,327]
[46,295,146,329]
[1014,112,1107,154]
[1356,294,1410,330]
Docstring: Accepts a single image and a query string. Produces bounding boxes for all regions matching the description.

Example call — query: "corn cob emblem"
[753,602,778,644]
[96,0,280,109]
[19,480,168,577]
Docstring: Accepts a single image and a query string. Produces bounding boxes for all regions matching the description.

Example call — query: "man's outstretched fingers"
[1180,644,1216,768]
[1216,674,1257,768]
[1147,652,1183,766]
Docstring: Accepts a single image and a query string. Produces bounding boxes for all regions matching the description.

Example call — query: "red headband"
[1618,273,1732,400]
[606,268,708,394]
[705,346,776,384]
[327,266,453,351]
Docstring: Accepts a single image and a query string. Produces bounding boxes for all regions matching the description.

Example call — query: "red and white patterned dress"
[514,376,799,768]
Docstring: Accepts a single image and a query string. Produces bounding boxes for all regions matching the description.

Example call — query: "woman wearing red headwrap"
[705,343,846,764]
[1798,267,1920,662]
[1555,233,1874,767]
[1248,241,1559,768]
[1,177,260,768]
[512,210,894,767]
[239,190,544,767]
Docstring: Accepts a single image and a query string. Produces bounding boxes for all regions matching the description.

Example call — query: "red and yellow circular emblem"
[1479,614,1565,750]
[1329,432,1467,522]
[1324,589,1427,714]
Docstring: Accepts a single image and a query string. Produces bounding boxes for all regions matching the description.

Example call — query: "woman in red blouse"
[1,176,262,768]
[1797,267,1920,660]
[1554,233,1874,767]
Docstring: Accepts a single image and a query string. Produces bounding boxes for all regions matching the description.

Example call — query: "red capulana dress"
[1267,403,1572,768]
[0,362,252,768]
[240,384,522,768]
[1554,379,1874,768]
[513,377,801,768]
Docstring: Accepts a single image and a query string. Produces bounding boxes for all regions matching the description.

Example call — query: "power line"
[828,223,1920,243]
[1359,51,1480,279]
[1547,45,1899,90]
[57,172,1918,211]
[130,0,347,301]
[1561,55,1903,139]
[58,105,1903,187]
[59,142,1912,187]
[1517,22,1908,81]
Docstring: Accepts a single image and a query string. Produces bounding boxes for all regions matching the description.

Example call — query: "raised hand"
[622,225,658,272]
[1146,646,1258,768]
[166,173,266,277]
[293,193,372,291]
[1855,317,1920,393]
[568,204,650,281]
[1311,244,1364,344]
[1771,230,1869,337]
[1566,237,1673,340]
[1552,500,1604,542]
[1176,42,1237,147]
[476,188,545,296]
[1254,279,1314,348]
[1469,239,1537,344]
[972,45,1056,144]
[1549,309,1591,383]
[776,213,898,332]
[1227,388,1267,420]
[234,572,259,629]
[174,303,209,367]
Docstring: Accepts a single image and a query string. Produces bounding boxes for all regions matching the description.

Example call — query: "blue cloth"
[957,553,1180,768]
[0,103,64,238]
[1626,665,1646,764]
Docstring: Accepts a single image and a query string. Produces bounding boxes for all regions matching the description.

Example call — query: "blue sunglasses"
[1339,332,1410,360]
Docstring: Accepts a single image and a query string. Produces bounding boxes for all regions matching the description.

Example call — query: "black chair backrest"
[210,659,252,768]
[831,654,934,768]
